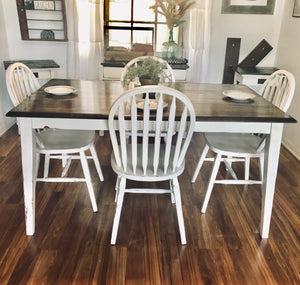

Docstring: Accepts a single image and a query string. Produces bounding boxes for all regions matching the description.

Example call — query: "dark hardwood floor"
[0,125,299,285]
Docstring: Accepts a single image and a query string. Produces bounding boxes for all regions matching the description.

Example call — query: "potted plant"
[122,57,168,87]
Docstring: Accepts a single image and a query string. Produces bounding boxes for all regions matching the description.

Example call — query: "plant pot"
[139,78,156,99]
[139,78,156,86]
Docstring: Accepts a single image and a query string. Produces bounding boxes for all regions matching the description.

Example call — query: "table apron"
[31,118,109,130]
[28,118,272,134]
[194,121,271,133]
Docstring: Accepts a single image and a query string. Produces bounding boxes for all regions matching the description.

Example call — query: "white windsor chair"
[191,70,295,213]
[109,86,195,244]
[6,62,104,212]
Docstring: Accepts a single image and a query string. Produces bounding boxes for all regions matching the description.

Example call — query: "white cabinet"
[233,66,278,92]
[4,60,60,85]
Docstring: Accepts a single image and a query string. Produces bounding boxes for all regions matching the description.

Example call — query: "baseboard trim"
[282,139,300,161]
[0,121,16,137]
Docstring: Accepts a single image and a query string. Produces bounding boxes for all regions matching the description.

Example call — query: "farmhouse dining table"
[6,79,296,239]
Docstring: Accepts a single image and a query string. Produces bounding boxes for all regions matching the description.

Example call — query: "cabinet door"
[16,0,67,41]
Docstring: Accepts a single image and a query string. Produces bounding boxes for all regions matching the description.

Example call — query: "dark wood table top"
[6,79,296,123]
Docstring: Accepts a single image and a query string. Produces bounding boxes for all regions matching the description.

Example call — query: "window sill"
[102,61,189,71]
[100,64,189,81]
[103,51,189,70]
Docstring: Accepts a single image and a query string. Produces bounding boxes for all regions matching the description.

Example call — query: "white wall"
[2,0,68,77]
[207,0,285,83]
[0,0,68,135]
[2,0,286,85]
[275,0,300,159]
[0,0,15,134]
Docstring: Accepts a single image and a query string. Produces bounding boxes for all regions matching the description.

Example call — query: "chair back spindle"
[109,86,195,178]
[259,69,295,112]
[6,62,40,106]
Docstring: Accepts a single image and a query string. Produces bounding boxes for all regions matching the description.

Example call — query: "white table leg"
[261,123,283,238]
[19,118,37,236]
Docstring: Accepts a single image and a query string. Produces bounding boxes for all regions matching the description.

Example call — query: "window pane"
[105,0,171,52]
[133,0,155,22]
[109,29,131,49]
[109,0,131,21]
[133,30,153,45]
[157,12,166,22]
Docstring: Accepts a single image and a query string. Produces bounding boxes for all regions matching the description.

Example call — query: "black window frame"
[104,0,167,51]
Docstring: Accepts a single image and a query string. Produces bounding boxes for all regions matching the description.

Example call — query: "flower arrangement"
[150,0,195,31]
[122,57,168,87]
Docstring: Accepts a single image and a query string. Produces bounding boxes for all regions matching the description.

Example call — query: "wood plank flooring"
[0,125,299,285]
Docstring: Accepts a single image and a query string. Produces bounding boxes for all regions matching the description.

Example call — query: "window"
[104,0,178,52]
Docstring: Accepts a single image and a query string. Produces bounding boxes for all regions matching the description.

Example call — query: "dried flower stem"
[150,0,195,30]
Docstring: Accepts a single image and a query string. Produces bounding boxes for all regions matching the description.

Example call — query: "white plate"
[44,85,77,96]
[223,90,256,101]
[136,99,168,111]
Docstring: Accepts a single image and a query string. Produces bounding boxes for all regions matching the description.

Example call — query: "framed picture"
[222,0,276,14]
[16,0,67,41]
[34,1,55,10]
[293,0,300,17]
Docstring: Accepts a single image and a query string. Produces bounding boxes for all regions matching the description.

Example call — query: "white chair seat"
[37,129,95,152]
[205,133,263,156]
[111,144,185,181]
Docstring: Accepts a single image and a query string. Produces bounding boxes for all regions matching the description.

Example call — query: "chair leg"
[245,157,250,180]
[90,144,104,182]
[172,178,186,244]
[223,159,238,180]
[17,118,21,135]
[225,156,232,171]
[61,157,72,177]
[43,153,50,178]
[201,153,222,213]
[62,156,67,167]
[169,180,175,204]
[192,144,209,183]
[115,175,121,202]
[259,155,264,181]
[80,151,98,212]
[111,177,126,245]
[35,153,40,179]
